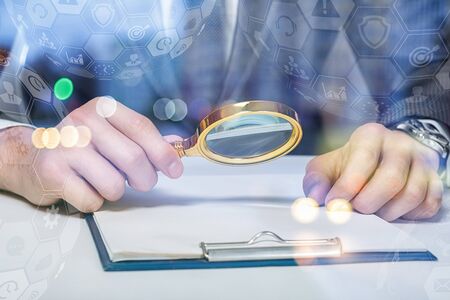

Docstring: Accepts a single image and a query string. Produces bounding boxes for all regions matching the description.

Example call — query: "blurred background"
[0,0,449,154]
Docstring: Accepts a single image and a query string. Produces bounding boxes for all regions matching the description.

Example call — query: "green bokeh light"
[54,77,73,101]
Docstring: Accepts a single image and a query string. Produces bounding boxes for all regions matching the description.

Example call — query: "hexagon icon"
[266,1,310,51]
[392,78,442,103]
[0,49,21,76]
[200,0,216,18]
[0,222,39,271]
[26,0,57,28]
[436,59,450,89]
[85,34,124,61]
[20,280,48,300]
[116,16,157,48]
[52,14,91,48]
[82,0,125,33]
[170,36,194,59]
[51,0,87,14]
[151,0,186,30]
[355,0,395,5]
[394,0,450,31]
[394,33,449,78]
[346,7,405,57]
[351,96,391,122]
[177,8,202,38]
[0,74,33,115]
[88,61,121,78]
[18,67,52,103]
[59,46,92,69]
[0,270,29,299]
[116,48,151,69]
[298,0,355,31]
[303,30,357,77]
[25,240,62,283]
[32,200,69,241]
[243,18,277,60]
[66,66,95,79]
[425,266,450,300]
[312,75,360,118]
[240,0,270,21]
[28,100,62,127]
[348,58,403,96]
[121,1,156,15]
[276,48,316,87]
[33,27,61,54]
[147,29,180,56]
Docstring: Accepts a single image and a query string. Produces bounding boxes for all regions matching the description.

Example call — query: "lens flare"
[291,197,319,224]
[76,125,92,148]
[42,128,60,149]
[326,199,353,224]
[31,128,46,149]
[96,96,117,118]
[60,125,79,148]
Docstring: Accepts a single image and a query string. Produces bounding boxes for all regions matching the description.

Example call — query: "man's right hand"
[0,97,184,212]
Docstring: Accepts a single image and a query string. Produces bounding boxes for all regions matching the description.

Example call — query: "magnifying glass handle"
[170,136,199,158]
[171,141,186,158]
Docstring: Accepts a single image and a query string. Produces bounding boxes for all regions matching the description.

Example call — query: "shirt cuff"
[0,119,35,131]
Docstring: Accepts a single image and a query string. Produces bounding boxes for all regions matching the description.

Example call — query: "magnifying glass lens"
[205,114,293,159]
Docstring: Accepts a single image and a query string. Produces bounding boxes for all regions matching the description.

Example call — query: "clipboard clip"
[200,231,342,262]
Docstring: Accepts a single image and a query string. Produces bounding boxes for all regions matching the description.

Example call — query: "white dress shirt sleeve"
[0,119,35,131]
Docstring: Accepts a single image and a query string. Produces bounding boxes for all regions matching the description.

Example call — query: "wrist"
[392,118,450,185]
[0,126,37,194]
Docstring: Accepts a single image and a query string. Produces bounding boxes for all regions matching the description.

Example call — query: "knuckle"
[356,123,385,137]
[356,147,379,163]
[124,146,146,167]
[404,186,425,205]
[421,199,441,218]
[382,169,407,191]
[131,115,152,132]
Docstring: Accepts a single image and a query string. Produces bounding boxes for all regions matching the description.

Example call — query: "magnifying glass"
[171,100,302,165]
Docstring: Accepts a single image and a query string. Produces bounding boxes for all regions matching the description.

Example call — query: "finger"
[65,148,126,202]
[324,137,382,204]
[103,100,183,178]
[80,116,158,192]
[163,135,183,143]
[402,171,443,220]
[352,140,412,215]
[303,153,335,205]
[376,159,428,221]
[63,172,104,213]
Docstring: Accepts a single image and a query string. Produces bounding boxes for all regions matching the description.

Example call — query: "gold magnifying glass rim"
[174,100,303,165]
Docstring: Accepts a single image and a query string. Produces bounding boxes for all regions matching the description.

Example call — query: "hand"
[303,123,443,221]
[0,97,183,212]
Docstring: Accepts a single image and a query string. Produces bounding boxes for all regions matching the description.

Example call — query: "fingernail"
[168,160,183,178]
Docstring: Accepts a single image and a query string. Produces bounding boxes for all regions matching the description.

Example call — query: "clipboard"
[85,214,437,272]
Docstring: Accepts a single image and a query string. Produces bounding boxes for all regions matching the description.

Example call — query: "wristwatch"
[394,118,450,187]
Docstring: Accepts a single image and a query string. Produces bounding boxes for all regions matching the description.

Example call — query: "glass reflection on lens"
[205,114,293,159]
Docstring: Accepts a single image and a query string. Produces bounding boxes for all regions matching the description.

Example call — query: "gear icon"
[43,204,60,230]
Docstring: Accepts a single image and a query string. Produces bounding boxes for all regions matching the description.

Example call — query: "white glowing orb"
[291,197,320,224]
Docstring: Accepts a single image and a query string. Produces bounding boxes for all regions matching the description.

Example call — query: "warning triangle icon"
[312,0,340,18]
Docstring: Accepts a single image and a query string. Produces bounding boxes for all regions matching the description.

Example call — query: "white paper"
[93,174,426,262]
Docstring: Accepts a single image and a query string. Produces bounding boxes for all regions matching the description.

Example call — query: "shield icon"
[358,16,391,49]
[91,3,115,28]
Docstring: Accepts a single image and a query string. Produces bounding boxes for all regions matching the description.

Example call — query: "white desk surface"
[1,156,449,300]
